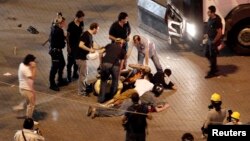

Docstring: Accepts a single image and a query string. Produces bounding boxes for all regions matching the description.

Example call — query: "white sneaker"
[33,121,39,125]
[12,105,24,111]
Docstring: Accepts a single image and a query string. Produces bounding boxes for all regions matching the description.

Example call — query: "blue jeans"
[99,63,120,103]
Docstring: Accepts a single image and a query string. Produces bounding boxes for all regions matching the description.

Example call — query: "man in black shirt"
[76,23,99,96]
[66,10,85,82]
[122,93,152,141]
[109,12,131,69]
[98,38,126,103]
[49,15,67,91]
[204,5,222,79]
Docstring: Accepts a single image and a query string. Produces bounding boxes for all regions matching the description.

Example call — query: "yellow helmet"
[231,112,240,120]
[211,93,221,102]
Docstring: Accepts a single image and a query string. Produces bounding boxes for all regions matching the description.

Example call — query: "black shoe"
[205,73,217,79]
[67,77,72,83]
[50,86,60,91]
[73,74,79,79]
[57,79,69,87]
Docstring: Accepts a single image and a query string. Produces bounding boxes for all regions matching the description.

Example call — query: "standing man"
[13,54,37,122]
[49,14,68,91]
[109,12,131,69]
[133,35,163,72]
[122,93,152,141]
[76,23,99,96]
[98,38,126,103]
[204,5,222,79]
[66,10,85,82]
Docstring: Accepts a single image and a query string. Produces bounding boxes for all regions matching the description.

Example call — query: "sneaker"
[12,105,24,111]
[86,106,93,117]
[33,121,39,125]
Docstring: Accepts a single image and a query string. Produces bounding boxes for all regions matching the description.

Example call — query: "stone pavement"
[0,0,250,141]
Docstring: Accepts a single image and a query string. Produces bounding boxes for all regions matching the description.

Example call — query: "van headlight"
[186,22,196,37]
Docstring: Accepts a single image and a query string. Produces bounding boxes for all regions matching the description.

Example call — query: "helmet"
[152,83,164,97]
[231,111,240,120]
[211,93,221,102]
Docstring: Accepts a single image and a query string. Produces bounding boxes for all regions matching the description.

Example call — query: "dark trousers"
[67,53,78,80]
[98,63,120,103]
[205,40,218,74]
[49,52,65,86]
[126,132,146,141]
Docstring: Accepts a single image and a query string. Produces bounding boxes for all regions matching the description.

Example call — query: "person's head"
[164,68,172,77]
[131,93,140,104]
[75,10,85,22]
[152,83,164,97]
[89,22,99,35]
[231,111,240,124]
[133,35,141,46]
[23,118,34,130]
[181,132,194,141]
[210,93,222,111]
[118,12,128,24]
[54,12,66,28]
[23,54,36,65]
[207,5,216,18]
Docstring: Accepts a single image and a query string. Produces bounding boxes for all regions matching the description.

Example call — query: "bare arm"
[147,113,153,120]
[213,28,222,44]
[79,41,94,53]
[145,40,150,66]
[109,35,117,42]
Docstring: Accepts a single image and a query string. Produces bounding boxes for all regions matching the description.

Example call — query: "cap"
[211,93,221,102]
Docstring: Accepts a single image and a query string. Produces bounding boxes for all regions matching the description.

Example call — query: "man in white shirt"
[13,54,37,121]
[132,35,163,72]
[14,118,45,141]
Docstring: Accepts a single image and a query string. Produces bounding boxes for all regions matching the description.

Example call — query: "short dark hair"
[76,10,85,18]
[118,12,128,21]
[181,132,194,141]
[23,54,36,65]
[208,5,216,13]
[23,118,34,129]
[89,23,99,30]
[164,68,172,76]
[131,93,140,103]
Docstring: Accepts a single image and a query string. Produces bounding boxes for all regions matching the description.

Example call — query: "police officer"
[204,5,222,79]
[49,13,68,91]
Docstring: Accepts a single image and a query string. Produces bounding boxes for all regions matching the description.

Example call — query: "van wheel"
[230,20,250,55]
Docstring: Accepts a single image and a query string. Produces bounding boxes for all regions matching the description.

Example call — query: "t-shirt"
[109,21,131,41]
[76,31,93,60]
[207,14,222,40]
[135,36,155,57]
[134,79,154,96]
[125,103,148,133]
[18,63,33,91]
[102,43,126,66]
[14,129,45,141]
[67,21,84,51]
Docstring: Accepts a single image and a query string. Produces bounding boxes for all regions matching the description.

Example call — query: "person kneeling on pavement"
[14,118,45,141]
